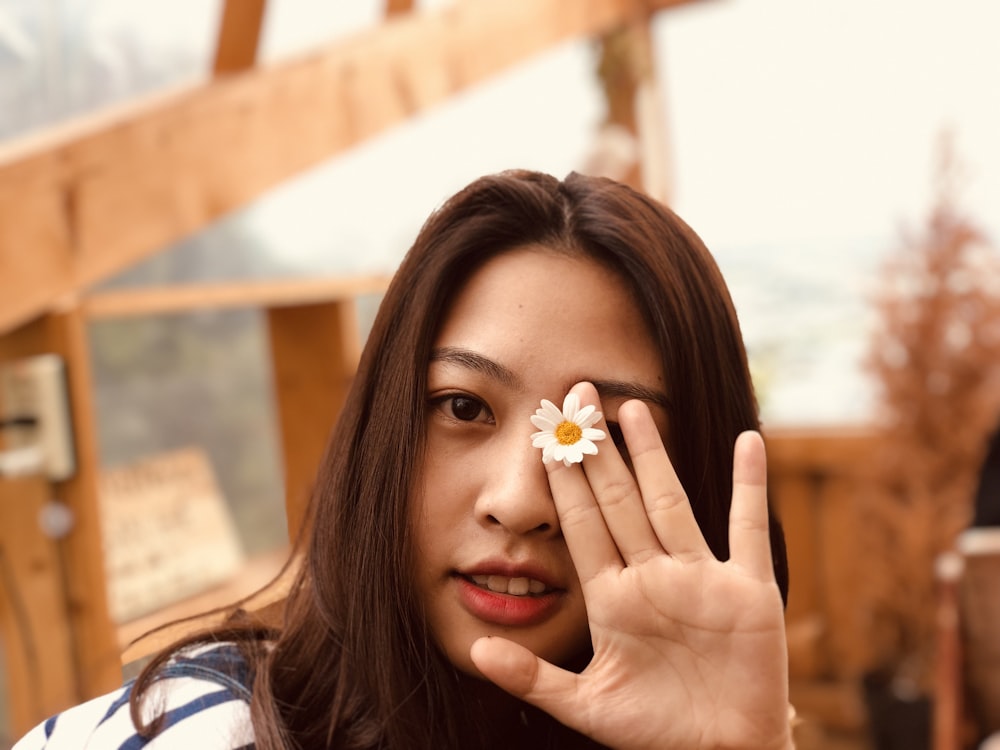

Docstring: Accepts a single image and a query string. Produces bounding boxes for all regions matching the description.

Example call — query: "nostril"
[486,514,501,525]
[535,522,551,533]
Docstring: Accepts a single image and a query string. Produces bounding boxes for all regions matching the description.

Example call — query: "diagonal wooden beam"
[213,0,268,74]
[385,0,415,17]
[0,0,701,334]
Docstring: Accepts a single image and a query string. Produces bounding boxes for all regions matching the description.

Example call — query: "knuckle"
[595,475,635,510]
[646,488,688,515]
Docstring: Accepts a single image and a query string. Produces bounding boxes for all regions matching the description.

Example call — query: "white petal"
[561,393,580,420]
[530,415,559,431]
[538,400,564,422]
[542,442,558,462]
[582,427,606,442]
[578,409,603,429]
[575,404,596,424]
[532,433,557,448]
[578,440,599,455]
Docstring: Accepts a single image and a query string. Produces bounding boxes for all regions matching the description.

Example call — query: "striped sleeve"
[11,651,254,749]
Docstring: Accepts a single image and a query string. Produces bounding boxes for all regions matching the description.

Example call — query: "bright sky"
[656,0,1000,249]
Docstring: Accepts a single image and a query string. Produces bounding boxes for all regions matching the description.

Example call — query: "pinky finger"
[728,431,773,580]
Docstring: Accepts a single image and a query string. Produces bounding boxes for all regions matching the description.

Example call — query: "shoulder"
[12,643,255,750]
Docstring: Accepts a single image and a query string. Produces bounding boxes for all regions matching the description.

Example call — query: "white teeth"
[508,577,529,596]
[469,574,548,596]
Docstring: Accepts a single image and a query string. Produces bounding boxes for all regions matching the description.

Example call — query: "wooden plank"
[266,300,360,539]
[119,548,294,665]
[386,0,415,16]
[83,276,391,319]
[957,529,1000,733]
[0,475,79,736]
[933,552,964,750]
[213,0,267,74]
[771,472,828,679]
[772,473,823,624]
[816,474,872,678]
[0,0,701,335]
[0,311,122,700]
[766,426,879,476]
[788,678,868,736]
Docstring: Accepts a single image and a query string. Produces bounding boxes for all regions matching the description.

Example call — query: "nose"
[475,428,559,537]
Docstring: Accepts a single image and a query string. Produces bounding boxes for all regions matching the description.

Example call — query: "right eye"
[432,394,495,424]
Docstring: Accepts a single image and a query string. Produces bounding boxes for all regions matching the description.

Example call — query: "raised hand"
[470,382,793,750]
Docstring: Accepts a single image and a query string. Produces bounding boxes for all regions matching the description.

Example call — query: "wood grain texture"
[0,0,700,334]
[267,300,361,539]
[0,476,78,736]
[0,312,122,700]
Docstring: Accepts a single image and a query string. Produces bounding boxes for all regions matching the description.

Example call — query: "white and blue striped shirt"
[13,644,255,749]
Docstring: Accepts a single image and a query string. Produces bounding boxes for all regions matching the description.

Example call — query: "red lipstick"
[454,563,563,627]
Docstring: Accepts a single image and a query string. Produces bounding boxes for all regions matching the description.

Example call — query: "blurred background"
[1,1,999,748]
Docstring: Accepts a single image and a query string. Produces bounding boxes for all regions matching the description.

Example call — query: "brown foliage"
[862,137,1000,691]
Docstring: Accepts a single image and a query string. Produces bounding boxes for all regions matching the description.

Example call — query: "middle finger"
[571,383,664,566]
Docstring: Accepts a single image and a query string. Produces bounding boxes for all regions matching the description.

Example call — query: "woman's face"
[411,245,669,675]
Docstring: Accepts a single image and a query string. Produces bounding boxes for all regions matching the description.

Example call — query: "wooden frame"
[0,0,696,335]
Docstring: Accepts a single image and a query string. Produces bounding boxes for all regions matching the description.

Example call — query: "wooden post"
[933,553,964,750]
[595,16,671,202]
[0,310,121,704]
[0,476,79,736]
[266,300,360,540]
[386,0,414,16]
[213,0,267,74]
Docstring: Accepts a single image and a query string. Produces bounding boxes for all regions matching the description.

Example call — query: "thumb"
[470,637,582,723]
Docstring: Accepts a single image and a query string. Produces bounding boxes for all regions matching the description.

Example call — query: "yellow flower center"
[555,420,582,445]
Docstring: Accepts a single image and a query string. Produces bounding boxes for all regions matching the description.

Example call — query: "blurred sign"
[98,447,245,623]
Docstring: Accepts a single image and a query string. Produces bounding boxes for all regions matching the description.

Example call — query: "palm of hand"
[579,556,788,750]
[471,387,791,750]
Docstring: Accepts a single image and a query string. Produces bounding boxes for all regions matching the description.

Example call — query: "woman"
[16,170,792,749]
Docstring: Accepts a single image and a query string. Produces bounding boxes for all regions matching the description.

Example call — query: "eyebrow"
[589,379,671,410]
[430,346,670,410]
[430,347,523,390]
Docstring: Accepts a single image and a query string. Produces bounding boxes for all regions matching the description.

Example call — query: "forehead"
[433,246,664,392]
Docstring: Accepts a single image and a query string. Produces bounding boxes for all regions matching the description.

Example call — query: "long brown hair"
[132,170,787,749]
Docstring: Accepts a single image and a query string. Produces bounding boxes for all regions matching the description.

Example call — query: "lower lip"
[455,576,562,627]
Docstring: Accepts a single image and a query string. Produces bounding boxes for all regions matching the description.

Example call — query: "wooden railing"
[766,426,882,738]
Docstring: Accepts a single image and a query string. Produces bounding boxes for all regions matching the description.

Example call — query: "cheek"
[409,453,468,570]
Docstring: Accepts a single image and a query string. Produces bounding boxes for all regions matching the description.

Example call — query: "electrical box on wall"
[0,354,76,480]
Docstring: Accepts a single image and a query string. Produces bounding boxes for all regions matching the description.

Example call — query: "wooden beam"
[213,0,268,74]
[386,0,415,17]
[0,311,122,701]
[83,276,391,320]
[0,476,79,736]
[266,301,361,539]
[0,0,701,335]
[118,548,295,665]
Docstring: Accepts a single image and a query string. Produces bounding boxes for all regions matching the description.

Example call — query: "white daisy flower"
[530,393,606,467]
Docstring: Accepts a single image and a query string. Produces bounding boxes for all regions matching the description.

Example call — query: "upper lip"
[458,559,562,590]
